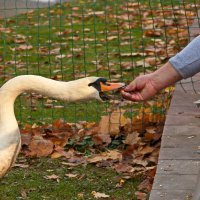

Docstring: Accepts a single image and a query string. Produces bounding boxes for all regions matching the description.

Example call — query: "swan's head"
[74,77,125,102]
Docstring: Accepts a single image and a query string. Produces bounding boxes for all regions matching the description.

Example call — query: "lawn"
[0,157,142,200]
[0,0,199,199]
[0,0,192,125]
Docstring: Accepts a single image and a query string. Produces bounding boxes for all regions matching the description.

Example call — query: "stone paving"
[149,81,200,200]
[149,10,200,200]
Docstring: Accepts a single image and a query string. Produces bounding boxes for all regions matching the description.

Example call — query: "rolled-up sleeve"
[169,35,200,79]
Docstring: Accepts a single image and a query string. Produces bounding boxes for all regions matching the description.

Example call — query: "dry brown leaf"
[109,109,127,137]
[65,173,78,178]
[136,60,150,68]
[48,132,71,147]
[61,162,80,167]
[93,115,111,146]
[88,11,105,16]
[139,146,155,155]
[91,191,110,199]
[52,147,75,159]
[138,178,152,192]
[123,132,141,146]
[0,27,11,33]
[51,151,63,159]
[146,166,157,178]
[20,189,27,199]
[132,159,148,167]
[107,36,118,41]
[114,163,135,173]
[68,156,86,165]
[21,132,32,146]
[27,135,54,157]
[120,52,144,57]
[145,57,158,66]
[50,47,60,55]
[121,61,135,70]
[122,145,137,161]
[14,163,29,168]
[18,45,33,51]
[45,174,60,182]
[87,150,122,163]
[56,54,66,59]
[135,191,147,200]
[144,29,163,37]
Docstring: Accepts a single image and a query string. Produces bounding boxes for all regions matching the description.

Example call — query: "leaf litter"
[20,95,171,197]
[2,0,198,198]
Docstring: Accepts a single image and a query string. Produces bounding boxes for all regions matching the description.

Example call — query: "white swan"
[0,75,124,178]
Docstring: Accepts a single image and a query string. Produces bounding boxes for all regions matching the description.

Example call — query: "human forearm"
[151,61,182,91]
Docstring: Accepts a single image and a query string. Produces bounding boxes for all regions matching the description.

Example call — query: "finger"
[124,81,137,92]
[121,91,144,101]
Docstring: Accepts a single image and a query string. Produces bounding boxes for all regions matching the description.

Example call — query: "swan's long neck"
[0,75,96,178]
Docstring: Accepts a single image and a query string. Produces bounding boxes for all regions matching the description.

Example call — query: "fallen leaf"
[93,116,111,146]
[20,189,27,199]
[138,177,152,192]
[109,109,127,137]
[135,191,147,200]
[45,174,60,182]
[91,191,110,199]
[114,163,135,173]
[14,163,29,168]
[50,47,60,55]
[65,173,78,178]
[123,132,141,145]
[87,150,122,163]
[139,146,155,155]
[18,45,33,51]
[132,159,148,167]
[27,135,54,157]
[56,54,66,59]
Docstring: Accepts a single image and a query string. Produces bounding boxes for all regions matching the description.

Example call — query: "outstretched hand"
[121,62,182,101]
[121,74,159,101]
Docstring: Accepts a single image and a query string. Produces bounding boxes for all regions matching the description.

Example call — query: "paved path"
[150,11,200,200]
[0,0,70,18]
[149,79,200,200]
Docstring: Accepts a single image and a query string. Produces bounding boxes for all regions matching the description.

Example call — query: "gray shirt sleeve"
[169,35,200,79]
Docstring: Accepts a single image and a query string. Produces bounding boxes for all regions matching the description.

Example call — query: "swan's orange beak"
[100,82,125,92]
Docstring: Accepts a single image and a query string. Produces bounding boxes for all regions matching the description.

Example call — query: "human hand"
[121,74,159,101]
[121,62,182,102]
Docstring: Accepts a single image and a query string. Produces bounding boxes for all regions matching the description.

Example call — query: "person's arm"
[169,35,200,79]
[122,35,200,101]
[121,62,182,101]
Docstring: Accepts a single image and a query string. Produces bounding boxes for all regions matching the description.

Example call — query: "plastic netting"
[0,0,199,132]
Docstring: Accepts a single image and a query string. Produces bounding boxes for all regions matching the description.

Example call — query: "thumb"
[124,80,137,92]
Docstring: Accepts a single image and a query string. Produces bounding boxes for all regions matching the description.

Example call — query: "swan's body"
[0,75,124,178]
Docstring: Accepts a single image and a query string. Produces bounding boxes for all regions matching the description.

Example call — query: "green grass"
[0,0,198,199]
[1,0,143,124]
[0,0,196,125]
[0,157,141,200]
